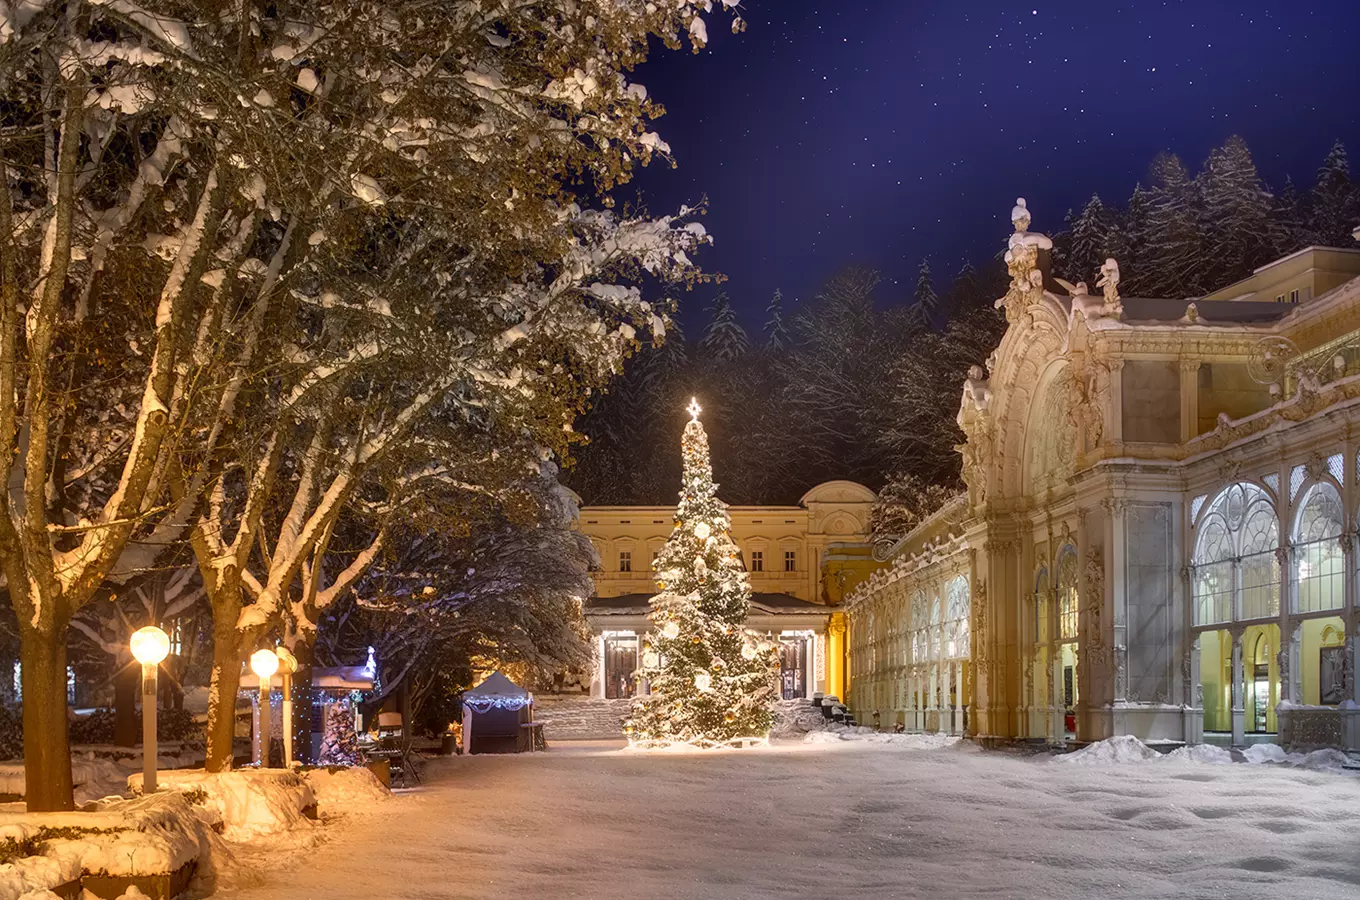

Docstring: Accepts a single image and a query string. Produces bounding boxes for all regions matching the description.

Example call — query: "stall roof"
[465,671,529,701]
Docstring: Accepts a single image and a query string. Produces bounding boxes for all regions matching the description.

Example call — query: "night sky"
[632,0,1360,332]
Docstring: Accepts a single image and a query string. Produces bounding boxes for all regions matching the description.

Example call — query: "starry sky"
[631,0,1360,332]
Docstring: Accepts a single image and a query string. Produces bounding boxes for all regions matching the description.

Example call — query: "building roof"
[584,592,829,616]
[1119,297,1291,325]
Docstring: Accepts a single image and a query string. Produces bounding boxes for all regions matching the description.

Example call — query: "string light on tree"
[625,398,779,749]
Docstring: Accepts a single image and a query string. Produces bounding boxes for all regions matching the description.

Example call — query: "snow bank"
[1054,735,1163,765]
[0,757,127,803]
[1057,735,1358,774]
[0,791,213,899]
[301,767,389,814]
[127,769,314,841]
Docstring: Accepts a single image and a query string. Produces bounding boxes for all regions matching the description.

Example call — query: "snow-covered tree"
[1065,195,1121,284]
[318,464,595,732]
[700,293,751,362]
[764,289,790,353]
[1309,141,1358,247]
[1272,177,1309,257]
[626,400,778,747]
[1196,136,1275,287]
[1132,152,1204,298]
[870,473,959,542]
[911,259,939,329]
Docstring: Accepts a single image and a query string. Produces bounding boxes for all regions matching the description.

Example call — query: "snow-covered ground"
[215,737,1360,899]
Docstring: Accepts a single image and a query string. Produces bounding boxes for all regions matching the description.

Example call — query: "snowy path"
[215,738,1360,899]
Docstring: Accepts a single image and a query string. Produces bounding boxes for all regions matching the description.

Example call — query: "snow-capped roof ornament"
[1011,197,1031,228]
[687,396,702,422]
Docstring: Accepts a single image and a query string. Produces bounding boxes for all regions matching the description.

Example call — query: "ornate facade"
[846,200,1360,749]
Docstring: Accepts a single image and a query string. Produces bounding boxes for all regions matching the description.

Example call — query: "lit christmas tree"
[626,398,779,747]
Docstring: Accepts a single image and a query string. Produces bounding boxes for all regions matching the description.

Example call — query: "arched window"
[1293,482,1344,613]
[910,590,928,663]
[945,576,970,659]
[929,590,943,661]
[1057,547,1078,641]
[1192,482,1279,625]
[1033,568,1050,645]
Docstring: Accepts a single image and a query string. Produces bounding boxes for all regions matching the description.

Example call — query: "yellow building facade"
[577,481,877,703]
[846,200,1360,750]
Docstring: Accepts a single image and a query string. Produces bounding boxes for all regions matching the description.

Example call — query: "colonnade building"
[845,201,1360,749]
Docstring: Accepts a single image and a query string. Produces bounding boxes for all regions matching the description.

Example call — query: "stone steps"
[534,696,632,739]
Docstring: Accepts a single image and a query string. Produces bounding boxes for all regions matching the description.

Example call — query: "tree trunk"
[205,618,243,772]
[19,630,73,811]
[113,663,138,747]
[291,637,316,765]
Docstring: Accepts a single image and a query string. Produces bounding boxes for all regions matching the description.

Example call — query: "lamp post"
[250,649,279,767]
[129,626,170,794]
[275,647,297,767]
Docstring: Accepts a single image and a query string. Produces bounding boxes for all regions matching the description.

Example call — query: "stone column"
[953,660,965,735]
[1230,628,1246,747]
[1178,360,1200,443]
[1050,651,1064,743]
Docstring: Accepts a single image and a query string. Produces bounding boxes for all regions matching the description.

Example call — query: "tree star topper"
[687,396,702,421]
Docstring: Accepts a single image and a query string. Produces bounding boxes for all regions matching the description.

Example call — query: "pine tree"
[625,399,779,747]
[1140,152,1204,297]
[1272,176,1308,258]
[1309,141,1358,247]
[1196,136,1276,289]
[763,289,790,353]
[318,703,361,766]
[699,292,751,362]
[912,259,939,329]
[1065,194,1120,284]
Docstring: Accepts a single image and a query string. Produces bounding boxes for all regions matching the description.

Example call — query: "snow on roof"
[466,671,529,700]
[239,665,374,691]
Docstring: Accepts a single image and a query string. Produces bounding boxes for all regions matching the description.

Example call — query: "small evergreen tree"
[1272,176,1308,258]
[700,293,751,362]
[912,259,939,329]
[764,289,790,353]
[626,399,779,747]
[1065,194,1121,284]
[1196,135,1275,287]
[1309,141,1358,247]
[318,703,362,766]
[1140,152,1204,297]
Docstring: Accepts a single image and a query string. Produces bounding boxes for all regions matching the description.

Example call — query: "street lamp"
[250,649,279,767]
[129,626,170,794]
[274,646,297,767]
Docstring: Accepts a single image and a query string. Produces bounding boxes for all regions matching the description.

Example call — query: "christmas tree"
[626,398,779,747]
[318,702,361,766]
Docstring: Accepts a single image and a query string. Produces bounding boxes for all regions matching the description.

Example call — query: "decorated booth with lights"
[462,672,536,754]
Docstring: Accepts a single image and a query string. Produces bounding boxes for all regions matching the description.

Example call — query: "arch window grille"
[944,576,970,659]
[910,591,929,663]
[929,591,943,661]
[1292,482,1344,614]
[1191,482,1279,626]
[1057,547,1079,641]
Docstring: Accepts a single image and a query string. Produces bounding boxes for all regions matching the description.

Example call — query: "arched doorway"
[1248,631,1273,734]
[1056,547,1079,740]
